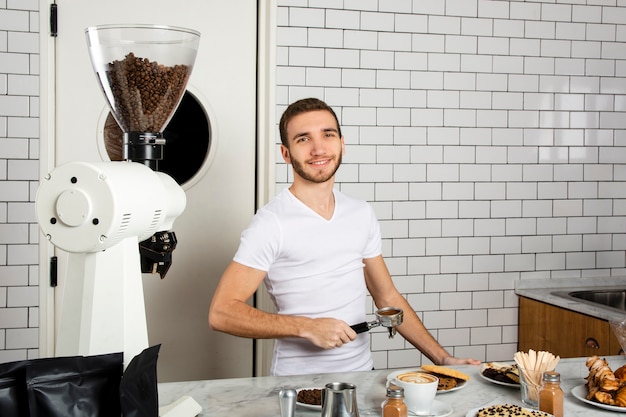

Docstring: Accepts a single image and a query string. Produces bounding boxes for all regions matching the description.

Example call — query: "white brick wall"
[276,0,626,369]
[2,0,626,369]
[0,0,40,363]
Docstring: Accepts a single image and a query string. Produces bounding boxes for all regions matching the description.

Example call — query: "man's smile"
[309,158,331,166]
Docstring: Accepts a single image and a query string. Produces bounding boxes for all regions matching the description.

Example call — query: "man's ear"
[280,144,291,164]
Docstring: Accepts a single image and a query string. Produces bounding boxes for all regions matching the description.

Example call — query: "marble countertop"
[514,277,626,322]
[158,356,625,416]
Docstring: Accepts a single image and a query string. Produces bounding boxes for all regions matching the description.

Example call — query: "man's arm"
[363,255,481,366]
[208,260,356,349]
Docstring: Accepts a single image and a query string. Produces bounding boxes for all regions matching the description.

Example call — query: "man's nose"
[310,136,326,154]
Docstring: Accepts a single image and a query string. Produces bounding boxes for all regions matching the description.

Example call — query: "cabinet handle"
[585,337,600,349]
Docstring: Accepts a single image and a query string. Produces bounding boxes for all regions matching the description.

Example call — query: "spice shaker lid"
[542,371,560,382]
[386,384,405,398]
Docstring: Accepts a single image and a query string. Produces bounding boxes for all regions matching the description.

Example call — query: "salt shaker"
[279,388,297,417]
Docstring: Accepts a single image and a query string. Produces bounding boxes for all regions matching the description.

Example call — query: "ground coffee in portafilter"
[105,52,191,133]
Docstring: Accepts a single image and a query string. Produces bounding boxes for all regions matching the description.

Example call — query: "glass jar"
[382,385,408,417]
[538,371,563,417]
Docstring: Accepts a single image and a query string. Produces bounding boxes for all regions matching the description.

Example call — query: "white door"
[45,0,257,381]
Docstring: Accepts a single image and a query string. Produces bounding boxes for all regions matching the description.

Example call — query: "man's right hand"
[301,318,357,349]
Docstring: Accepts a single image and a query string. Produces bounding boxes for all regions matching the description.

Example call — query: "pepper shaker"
[279,388,297,417]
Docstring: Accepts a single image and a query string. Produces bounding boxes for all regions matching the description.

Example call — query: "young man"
[209,98,480,375]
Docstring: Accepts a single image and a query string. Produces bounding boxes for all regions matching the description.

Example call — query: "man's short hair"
[279,98,342,147]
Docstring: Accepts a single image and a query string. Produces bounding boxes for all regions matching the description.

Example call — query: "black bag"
[0,352,123,417]
[119,344,161,417]
[0,360,28,417]
[25,352,123,417]
[0,346,161,417]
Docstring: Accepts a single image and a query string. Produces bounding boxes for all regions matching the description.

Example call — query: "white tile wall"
[0,1,39,363]
[2,0,625,369]
[276,0,626,369]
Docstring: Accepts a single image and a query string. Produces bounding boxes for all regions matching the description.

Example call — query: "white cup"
[391,371,438,415]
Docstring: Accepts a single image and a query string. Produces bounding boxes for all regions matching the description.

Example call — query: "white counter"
[158,356,625,416]
[514,276,626,322]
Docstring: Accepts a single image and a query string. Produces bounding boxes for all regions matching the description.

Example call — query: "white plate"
[411,399,452,417]
[465,405,551,417]
[387,369,468,394]
[295,387,322,410]
[478,364,520,388]
[571,384,626,412]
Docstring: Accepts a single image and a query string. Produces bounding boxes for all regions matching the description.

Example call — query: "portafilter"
[350,307,403,338]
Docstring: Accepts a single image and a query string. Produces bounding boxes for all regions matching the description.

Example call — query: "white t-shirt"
[233,188,382,375]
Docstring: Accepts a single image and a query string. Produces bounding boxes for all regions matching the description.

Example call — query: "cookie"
[437,376,458,391]
[421,364,471,381]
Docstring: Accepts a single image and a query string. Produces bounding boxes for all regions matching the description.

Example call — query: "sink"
[552,289,626,312]
[569,290,626,310]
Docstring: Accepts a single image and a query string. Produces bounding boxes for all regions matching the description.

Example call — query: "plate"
[571,384,626,412]
[465,405,551,417]
[295,387,322,410]
[410,400,452,417]
[478,364,519,388]
[387,369,468,394]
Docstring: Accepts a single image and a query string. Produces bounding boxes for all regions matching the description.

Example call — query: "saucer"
[408,399,452,417]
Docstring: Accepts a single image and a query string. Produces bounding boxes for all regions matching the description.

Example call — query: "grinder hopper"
[85,24,200,170]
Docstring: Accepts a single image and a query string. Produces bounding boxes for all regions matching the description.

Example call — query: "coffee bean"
[103,52,190,133]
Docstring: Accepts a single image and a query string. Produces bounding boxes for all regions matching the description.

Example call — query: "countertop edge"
[514,277,626,322]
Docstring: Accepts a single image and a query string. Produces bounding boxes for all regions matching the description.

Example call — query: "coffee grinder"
[36,25,200,366]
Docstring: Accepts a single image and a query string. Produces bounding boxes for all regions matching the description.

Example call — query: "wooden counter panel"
[518,296,622,357]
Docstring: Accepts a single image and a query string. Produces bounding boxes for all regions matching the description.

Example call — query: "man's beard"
[291,153,342,184]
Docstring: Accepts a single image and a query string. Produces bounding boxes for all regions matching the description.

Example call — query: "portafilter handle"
[350,320,381,334]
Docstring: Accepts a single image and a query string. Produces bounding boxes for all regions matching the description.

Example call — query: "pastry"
[614,364,626,383]
[482,362,519,384]
[476,403,549,416]
[584,355,626,407]
[615,385,626,407]
[586,356,620,392]
[420,364,470,381]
